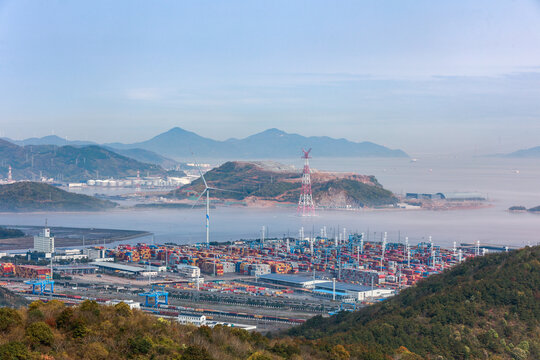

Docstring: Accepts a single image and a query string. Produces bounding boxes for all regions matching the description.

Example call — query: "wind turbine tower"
[192,162,239,248]
[297,148,315,216]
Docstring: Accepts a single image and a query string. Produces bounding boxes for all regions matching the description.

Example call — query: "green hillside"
[168,161,397,207]
[0,227,24,239]
[0,139,167,182]
[288,245,540,359]
[0,182,117,211]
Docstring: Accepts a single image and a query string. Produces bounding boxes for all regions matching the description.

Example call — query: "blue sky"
[1,0,540,154]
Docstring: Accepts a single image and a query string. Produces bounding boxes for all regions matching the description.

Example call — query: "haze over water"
[1,155,539,249]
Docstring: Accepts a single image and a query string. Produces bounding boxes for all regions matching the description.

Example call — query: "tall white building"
[34,227,54,254]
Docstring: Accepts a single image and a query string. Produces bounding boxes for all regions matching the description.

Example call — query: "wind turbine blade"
[191,189,207,209]
[191,153,208,188]
[207,187,243,194]
[199,167,208,188]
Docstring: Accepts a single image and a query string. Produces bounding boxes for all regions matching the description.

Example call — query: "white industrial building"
[258,273,327,289]
[84,248,107,260]
[314,282,394,301]
[177,313,206,326]
[34,227,54,254]
[54,249,88,261]
[177,264,201,278]
[106,299,141,310]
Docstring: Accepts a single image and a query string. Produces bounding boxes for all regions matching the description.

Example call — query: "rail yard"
[0,225,498,332]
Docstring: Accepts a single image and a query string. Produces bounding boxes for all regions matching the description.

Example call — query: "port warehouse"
[406,192,486,201]
[258,274,394,300]
[53,265,97,275]
[314,282,394,301]
[257,274,326,289]
[89,262,148,276]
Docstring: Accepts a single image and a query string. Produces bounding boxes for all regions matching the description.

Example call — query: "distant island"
[502,145,540,158]
[0,182,117,212]
[508,205,540,213]
[0,139,182,182]
[0,226,24,239]
[167,161,397,208]
[106,127,409,159]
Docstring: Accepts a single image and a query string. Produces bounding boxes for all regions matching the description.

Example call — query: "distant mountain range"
[5,127,409,160]
[107,127,409,159]
[0,139,170,182]
[1,135,179,168]
[502,146,540,158]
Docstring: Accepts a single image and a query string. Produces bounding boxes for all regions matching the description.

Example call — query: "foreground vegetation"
[0,299,350,360]
[289,245,540,359]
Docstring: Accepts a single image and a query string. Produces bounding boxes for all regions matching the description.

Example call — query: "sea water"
[1,155,539,248]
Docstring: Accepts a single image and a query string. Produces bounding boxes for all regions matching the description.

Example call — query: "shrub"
[26,308,45,323]
[25,321,54,347]
[0,341,30,360]
[181,345,213,360]
[0,308,22,332]
[79,300,100,317]
[128,336,152,355]
[114,302,132,317]
[269,342,301,359]
[84,342,109,360]
[56,307,74,330]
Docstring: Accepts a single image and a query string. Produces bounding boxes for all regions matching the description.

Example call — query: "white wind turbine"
[192,162,240,248]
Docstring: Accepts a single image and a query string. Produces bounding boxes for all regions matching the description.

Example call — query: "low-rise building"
[177,313,206,326]
[105,299,141,309]
[177,264,200,278]
[258,273,327,289]
[314,282,394,301]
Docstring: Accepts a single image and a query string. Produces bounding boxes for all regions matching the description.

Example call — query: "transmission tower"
[297,148,315,216]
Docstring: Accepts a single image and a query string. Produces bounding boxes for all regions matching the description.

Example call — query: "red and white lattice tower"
[7,165,12,182]
[297,148,315,216]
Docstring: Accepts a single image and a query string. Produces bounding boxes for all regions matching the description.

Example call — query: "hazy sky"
[1,0,540,155]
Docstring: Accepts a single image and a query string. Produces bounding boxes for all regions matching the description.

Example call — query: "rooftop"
[258,273,321,285]
[89,262,145,273]
[316,282,375,293]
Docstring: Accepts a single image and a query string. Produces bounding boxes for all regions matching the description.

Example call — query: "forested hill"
[288,245,540,359]
[168,161,397,208]
[0,139,167,182]
[0,182,117,212]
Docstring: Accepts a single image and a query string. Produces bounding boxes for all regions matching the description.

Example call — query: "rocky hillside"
[0,287,28,308]
[168,161,397,208]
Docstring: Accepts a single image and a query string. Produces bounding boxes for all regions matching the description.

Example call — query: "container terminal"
[0,227,503,332]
